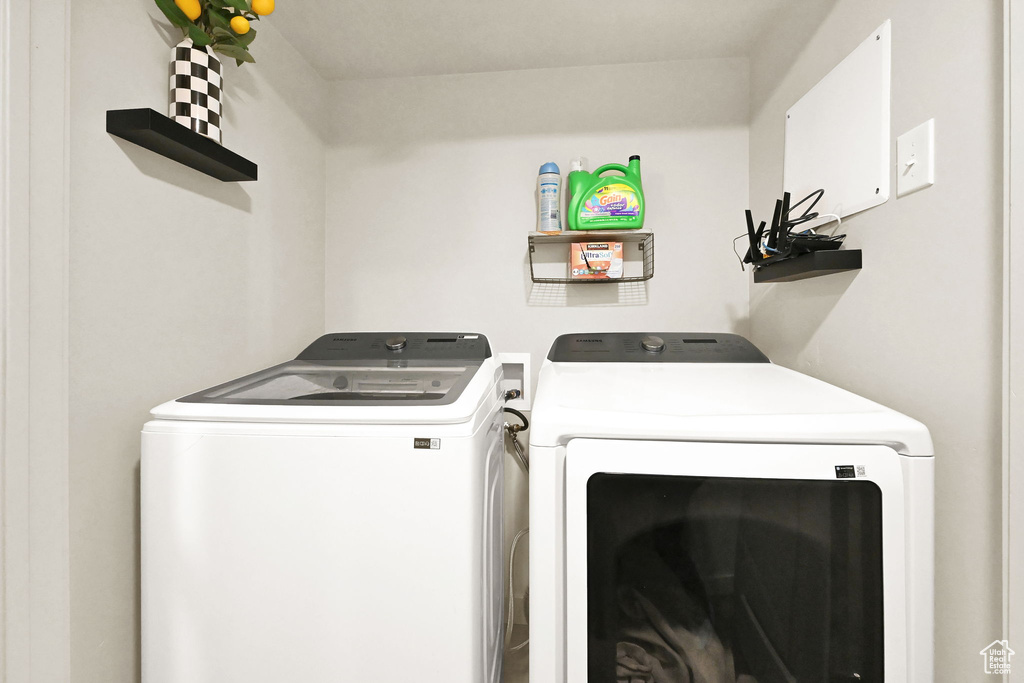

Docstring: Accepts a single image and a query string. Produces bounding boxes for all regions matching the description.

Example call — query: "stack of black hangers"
[743,189,846,268]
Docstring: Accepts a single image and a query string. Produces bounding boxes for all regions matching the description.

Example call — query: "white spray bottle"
[537,162,562,233]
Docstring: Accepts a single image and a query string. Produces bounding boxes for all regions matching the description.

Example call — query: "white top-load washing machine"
[529,333,934,683]
[142,333,504,683]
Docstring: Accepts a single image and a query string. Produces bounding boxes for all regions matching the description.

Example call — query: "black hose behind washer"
[503,406,529,431]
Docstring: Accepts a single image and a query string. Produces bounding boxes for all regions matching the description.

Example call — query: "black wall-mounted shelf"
[753,249,862,283]
[106,108,257,182]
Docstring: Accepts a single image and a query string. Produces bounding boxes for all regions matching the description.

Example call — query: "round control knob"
[385,336,407,351]
[640,335,665,353]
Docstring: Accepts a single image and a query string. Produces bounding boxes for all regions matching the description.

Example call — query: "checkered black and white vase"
[169,39,223,144]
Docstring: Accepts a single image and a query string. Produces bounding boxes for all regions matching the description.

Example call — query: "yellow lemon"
[174,0,201,21]
[251,0,274,15]
[230,15,251,34]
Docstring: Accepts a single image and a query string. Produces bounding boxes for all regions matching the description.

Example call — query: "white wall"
[325,59,751,371]
[3,0,74,679]
[66,5,328,681]
[748,2,1003,680]
[1007,0,1024,664]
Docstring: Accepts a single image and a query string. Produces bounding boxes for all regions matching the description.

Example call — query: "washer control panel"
[298,333,491,361]
[640,335,666,353]
[546,333,770,363]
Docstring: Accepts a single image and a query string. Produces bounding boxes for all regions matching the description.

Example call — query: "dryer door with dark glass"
[564,439,908,683]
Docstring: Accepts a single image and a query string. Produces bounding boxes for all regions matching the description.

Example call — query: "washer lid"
[173,333,491,409]
[178,359,479,407]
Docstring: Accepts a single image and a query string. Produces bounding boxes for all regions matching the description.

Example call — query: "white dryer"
[529,333,934,683]
[142,333,504,683]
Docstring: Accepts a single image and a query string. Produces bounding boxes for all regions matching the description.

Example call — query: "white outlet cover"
[498,352,531,410]
[897,118,935,197]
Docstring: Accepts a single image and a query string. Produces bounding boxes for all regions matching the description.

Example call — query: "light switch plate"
[897,118,935,197]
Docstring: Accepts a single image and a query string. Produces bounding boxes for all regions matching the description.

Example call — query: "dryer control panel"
[298,333,492,361]
[546,333,769,363]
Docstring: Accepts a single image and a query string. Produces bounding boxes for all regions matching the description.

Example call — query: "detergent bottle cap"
[539,162,560,175]
[571,157,587,172]
[629,155,641,162]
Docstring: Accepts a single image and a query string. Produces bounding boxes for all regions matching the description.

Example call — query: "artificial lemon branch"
[154,0,275,65]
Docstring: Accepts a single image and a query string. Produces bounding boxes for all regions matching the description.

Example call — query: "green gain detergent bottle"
[567,155,645,230]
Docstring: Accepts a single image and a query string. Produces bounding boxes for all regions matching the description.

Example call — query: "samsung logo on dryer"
[575,338,604,343]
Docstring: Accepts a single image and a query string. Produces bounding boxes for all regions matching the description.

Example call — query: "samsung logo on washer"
[575,338,603,343]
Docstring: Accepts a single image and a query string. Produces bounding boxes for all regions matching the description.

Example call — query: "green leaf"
[187,23,212,45]
[208,0,227,7]
[211,27,233,40]
[154,0,190,28]
[214,43,255,63]
[222,0,250,13]
[208,7,231,29]
[235,27,256,47]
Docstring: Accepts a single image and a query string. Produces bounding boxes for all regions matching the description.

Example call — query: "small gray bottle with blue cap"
[537,162,562,233]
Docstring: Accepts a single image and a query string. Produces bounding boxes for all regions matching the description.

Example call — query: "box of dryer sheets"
[570,242,623,279]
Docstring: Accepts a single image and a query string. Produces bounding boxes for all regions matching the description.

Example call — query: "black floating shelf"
[106,108,257,182]
[753,249,862,283]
